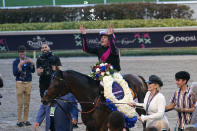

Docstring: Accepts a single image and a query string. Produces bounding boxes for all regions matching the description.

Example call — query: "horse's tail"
[137,75,148,129]
[138,75,148,90]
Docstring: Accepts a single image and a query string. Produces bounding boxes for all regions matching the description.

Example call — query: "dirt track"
[0,55,197,131]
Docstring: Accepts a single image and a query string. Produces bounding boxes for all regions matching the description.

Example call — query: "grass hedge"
[0,3,193,23]
[0,19,197,31]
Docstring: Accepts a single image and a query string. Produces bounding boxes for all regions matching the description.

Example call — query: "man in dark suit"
[34,93,78,131]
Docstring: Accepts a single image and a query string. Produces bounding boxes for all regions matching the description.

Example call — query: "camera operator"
[36,44,62,98]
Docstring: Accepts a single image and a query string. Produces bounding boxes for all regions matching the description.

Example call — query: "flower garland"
[103,73,137,128]
[105,99,137,128]
[89,62,115,81]
[90,63,137,128]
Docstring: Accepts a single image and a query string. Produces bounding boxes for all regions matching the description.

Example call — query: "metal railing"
[1,0,197,8]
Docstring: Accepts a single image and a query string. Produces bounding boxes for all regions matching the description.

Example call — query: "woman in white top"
[129,75,169,130]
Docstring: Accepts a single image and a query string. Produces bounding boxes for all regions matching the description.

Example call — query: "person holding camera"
[12,45,35,127]
[36,44,62,98]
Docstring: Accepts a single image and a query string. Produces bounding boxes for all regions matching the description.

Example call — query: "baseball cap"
[99,30,108,36]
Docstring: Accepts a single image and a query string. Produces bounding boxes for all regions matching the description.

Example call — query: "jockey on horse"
[80,26,140,129]
[80,26,137,98]
[80,26,121,72]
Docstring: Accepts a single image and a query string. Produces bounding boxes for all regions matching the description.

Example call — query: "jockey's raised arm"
[80,26,121,72]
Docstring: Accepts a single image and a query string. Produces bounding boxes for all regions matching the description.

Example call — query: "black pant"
[50,116,55,131]
[178,128,184,131]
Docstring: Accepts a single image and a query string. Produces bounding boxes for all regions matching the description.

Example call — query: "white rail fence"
[1,0,197,20]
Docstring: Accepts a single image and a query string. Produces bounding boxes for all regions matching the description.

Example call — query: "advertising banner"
[0,31,197,51]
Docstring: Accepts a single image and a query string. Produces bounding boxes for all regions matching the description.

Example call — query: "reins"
[53,97,143,126]
[55,97,144,109]
[53,96,101,125]
[54,99,84,125]
[55,96,101,114]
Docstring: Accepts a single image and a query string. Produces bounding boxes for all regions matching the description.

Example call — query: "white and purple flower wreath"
[90,63,137,128]
[103,73,137,128]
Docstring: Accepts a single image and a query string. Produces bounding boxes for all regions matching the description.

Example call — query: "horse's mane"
[65,70,91,79]
[64,70,100,86]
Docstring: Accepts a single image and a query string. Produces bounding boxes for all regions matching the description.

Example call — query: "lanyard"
[145,92,158,114]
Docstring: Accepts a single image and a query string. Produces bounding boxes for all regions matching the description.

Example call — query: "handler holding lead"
[128,75,169,130]
[80,26,121,72]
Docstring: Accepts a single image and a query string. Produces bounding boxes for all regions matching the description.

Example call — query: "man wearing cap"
[80,26,121,72]
[165,71,195,131]
[129,75,169,130]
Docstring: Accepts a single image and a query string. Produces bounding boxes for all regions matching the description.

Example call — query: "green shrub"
[0,3,193,24]
[0,19,197,31]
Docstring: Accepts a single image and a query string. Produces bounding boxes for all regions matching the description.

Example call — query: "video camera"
[39,51,56,76]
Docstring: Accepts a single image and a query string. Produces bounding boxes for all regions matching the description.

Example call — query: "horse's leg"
[84,116,99,131]
[99,118,108,131]
[83,119,97,131]
[92,105,110,131]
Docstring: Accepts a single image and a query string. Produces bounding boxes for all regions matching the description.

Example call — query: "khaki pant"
[16,81,32,122]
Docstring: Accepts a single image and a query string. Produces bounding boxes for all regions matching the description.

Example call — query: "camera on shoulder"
[41,51,52,59]
[40,51,56,76]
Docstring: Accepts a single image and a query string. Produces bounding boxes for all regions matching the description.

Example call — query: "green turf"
[1,0,193,7]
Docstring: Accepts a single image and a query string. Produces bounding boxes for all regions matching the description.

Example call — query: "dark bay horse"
[42,70,147,131]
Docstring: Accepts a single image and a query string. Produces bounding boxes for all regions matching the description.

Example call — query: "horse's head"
[42,70,69,105]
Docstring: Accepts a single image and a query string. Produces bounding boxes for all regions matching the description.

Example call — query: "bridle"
[51,72,101,114]
[52,96,101,125]
[56,96,101,114]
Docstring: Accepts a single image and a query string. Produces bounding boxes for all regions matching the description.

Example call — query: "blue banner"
[0,31,197,52]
